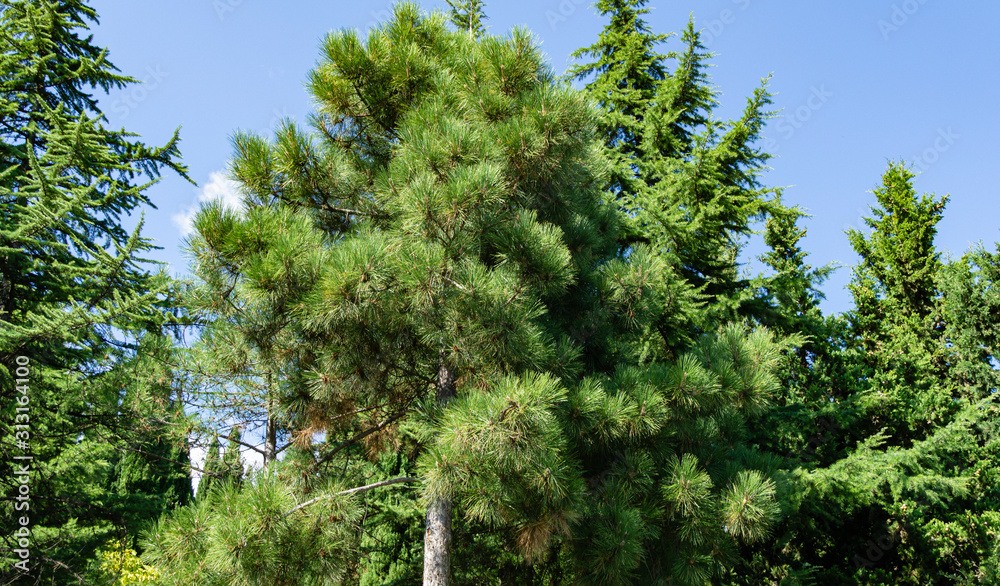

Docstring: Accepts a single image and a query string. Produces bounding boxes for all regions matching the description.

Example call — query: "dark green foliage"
[846,163,951,441]
[0,0,191,581]
[197,435,222,501]
[729,163,1000,585]
[569,0,789,349]
[558,324,784,585]
[937,244,1000,397]
[220,426,246,487]
[754,204,833,341]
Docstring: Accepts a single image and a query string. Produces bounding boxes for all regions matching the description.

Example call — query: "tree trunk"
[264,408,277,466]
[423,359,456,586]
[264,374,277,466]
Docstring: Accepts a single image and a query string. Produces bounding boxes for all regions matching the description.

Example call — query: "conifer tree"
[105,334,194,535]
[182,201,329,470]
[196,434,222,501]
[569,2,788,341]
[937,244,1000,396]
[219,426,246,487]
[728,163,1000,585]
[755,205,833,337]
[164,4,659,584]
[0,0,190,581]
[148,5,790,584]
[567,0,669,208]
[846,162,950,441]
[445,0,486,37]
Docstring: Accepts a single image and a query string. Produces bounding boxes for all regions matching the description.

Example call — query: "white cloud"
[172,170,243,238]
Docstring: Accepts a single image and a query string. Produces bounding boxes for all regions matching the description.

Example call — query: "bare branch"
[283,476,420,518]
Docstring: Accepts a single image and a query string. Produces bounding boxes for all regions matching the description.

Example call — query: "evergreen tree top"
[445,0,487,38]
[0,0,128,117]
[848,162,947,322]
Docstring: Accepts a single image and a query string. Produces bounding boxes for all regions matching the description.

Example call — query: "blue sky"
[89,0,1000,316]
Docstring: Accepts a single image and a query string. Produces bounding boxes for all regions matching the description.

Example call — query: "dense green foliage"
[5,1,998,585]
[0,0,192,582]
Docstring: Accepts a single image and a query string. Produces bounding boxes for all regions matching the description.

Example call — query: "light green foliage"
[142,469,360,585]
[91,539,159,585]
[163,3,658,582]
[419,373,582,561]
[558,324,784,585]
[753,204,834,342]
[445,0,487,37]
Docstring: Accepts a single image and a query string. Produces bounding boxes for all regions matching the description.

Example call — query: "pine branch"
[283,476,420,518]
[312,409,408,470]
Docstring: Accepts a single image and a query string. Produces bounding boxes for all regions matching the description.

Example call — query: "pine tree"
[0,0,190,581]
[552,324,784,585]
[147,5,792,584]
[161,4,656,583]
[182,199,331,470]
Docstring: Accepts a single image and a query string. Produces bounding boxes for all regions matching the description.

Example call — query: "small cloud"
[172,171,243,238]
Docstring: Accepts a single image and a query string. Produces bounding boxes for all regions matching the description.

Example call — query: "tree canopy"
[5,2,999,585]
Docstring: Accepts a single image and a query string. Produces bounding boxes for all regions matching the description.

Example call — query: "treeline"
[1,1,997,585]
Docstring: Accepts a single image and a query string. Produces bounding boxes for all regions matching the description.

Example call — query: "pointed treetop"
[446,0,487,38]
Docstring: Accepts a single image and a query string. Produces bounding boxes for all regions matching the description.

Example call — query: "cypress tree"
[846,162,950,441]
[937,244,1000,397]
[196,434,222,501]
[728,163,1000,585]
[219,426,245,487]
